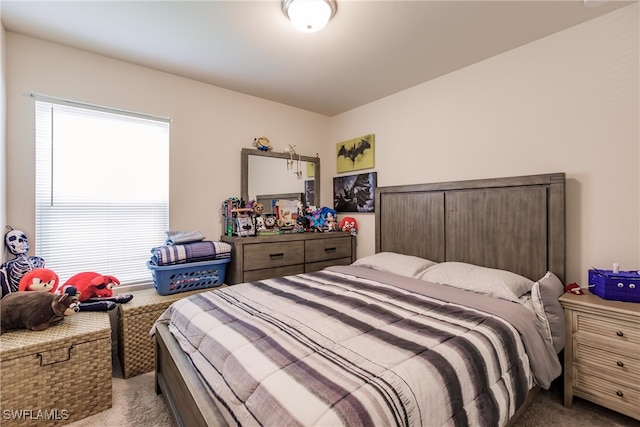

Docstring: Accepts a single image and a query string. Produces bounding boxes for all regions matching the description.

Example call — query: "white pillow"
[419,262,534,302]
[351,252,438,278]
[531,272,565,353]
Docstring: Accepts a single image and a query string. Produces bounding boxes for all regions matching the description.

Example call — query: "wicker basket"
[118,287,221,378]
[0,312,112,426]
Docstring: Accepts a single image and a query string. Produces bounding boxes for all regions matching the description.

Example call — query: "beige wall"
[5,33,330,255]
[329,4,639,286]
[5,4,639,287]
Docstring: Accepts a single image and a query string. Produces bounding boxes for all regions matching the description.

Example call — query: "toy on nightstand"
[564,282,584,295]
[18,268,59,293]
[0,286,79,334]
[588,266,640,303]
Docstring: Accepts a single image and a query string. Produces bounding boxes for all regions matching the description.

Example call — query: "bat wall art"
[336,134,375,173]
[333,172,377,213]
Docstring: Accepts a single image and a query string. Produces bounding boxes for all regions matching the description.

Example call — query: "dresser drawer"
[305,257,353,274]
[244,265,304,282]
[574,311,640,347]
[244,241,304,270]
[574,341,640,381]
[574,367,640,419]
[305,237,352,263]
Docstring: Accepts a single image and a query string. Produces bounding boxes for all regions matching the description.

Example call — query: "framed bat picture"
[333,172,377,213]
[336,134,374,173]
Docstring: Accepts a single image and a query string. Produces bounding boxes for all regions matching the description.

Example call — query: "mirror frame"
[241,148,321,208]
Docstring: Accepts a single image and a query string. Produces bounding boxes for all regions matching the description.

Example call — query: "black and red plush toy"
[61,272,133,311]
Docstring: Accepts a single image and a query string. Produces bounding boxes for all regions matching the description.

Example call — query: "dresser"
[221,232,356,284]
[559,291,640,420]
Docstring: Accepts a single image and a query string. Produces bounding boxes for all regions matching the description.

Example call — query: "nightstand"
[559,291,640,420]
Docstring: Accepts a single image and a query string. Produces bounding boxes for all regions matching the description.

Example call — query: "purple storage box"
[588,268,640,303]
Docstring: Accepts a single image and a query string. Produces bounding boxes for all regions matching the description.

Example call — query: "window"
[35,97,169,286]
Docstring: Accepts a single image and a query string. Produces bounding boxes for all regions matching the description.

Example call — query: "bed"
[153,172,566,427]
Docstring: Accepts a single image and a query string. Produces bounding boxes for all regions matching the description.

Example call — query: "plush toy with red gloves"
[339,216,358,236]
[61,272,133,311]
[66,272,120,301]
[18,268,59,293]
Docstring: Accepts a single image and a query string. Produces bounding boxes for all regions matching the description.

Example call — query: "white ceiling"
[1,0,633,116]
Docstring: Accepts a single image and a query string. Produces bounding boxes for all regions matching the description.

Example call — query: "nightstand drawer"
[574,368,640,419]
[574,341,640,380]
[244,241,304,270]
[305,237,352,263]
[575,311,640,346]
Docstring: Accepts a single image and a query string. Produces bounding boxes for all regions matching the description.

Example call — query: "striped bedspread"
[155,266,560,427]
[149,240,231,266]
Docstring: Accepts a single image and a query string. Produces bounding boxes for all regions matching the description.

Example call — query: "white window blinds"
[35,98,169,285]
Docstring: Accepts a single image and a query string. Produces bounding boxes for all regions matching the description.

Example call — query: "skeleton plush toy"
[1,227,46,298]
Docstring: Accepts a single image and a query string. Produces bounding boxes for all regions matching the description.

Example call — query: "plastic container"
[589,268,640,303]
[147,258,230,295]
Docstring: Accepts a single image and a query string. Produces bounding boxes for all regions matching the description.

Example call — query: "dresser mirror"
[241,148,321,208]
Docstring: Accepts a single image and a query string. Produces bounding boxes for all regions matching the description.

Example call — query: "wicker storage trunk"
[0,312,112,426]
[118,287,218,378]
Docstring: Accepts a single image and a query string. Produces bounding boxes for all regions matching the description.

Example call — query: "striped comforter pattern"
[158,267,542,427]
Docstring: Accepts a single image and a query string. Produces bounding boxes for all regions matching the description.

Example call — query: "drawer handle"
[324,247,337,253]
[616,331,624,337]
[37,345,74,366]
[269,253,284,259]
[617,361,625,367]
[616,391,624,397]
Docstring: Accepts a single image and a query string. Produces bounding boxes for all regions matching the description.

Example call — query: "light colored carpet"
[66,353,176,427]
[68,352,639,427]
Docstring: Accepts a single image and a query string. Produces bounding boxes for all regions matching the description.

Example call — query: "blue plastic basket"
[147,258,230,295]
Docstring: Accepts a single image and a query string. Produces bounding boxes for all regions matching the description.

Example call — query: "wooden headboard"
[375,173,566,282]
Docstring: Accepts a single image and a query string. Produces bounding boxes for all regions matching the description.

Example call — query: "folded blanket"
[165,230,206,244]
[150,241,231,266]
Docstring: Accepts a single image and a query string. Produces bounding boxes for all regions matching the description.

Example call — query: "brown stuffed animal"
[0,287,79,334]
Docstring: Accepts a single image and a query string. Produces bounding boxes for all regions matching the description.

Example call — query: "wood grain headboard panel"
[375,173,566,282]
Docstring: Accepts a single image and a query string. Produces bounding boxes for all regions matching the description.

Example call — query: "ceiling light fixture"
[282,0,337,33]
